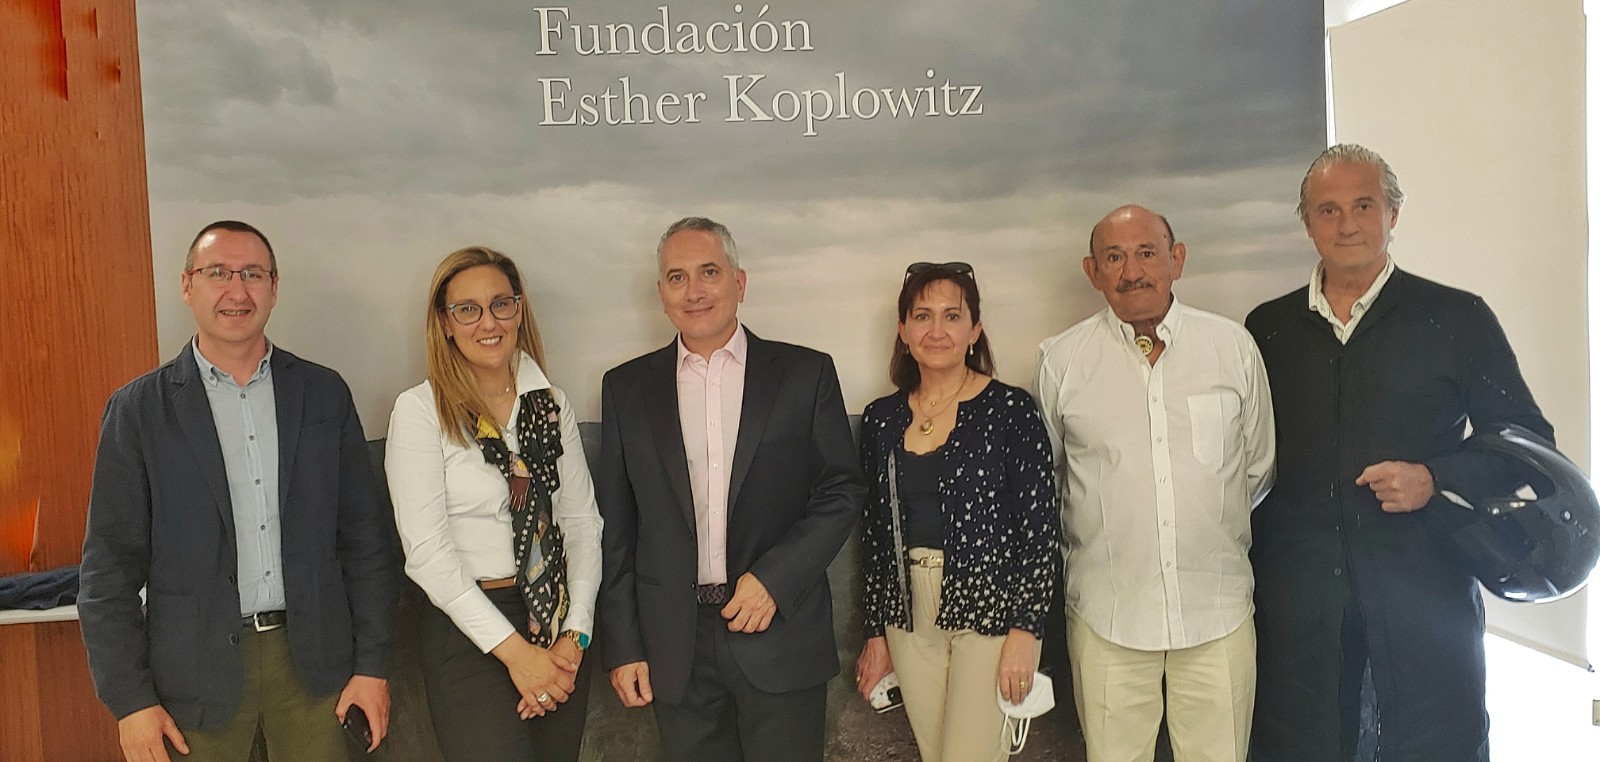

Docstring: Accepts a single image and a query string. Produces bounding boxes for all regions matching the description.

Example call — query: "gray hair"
[656,217,740,271]
[1297,144,1405,223]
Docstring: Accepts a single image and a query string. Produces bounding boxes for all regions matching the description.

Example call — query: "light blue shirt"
[191,338,284,616]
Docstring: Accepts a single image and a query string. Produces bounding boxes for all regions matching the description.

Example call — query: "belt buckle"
[249,611,284,632]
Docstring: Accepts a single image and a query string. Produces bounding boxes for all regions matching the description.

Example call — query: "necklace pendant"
[1134,335,1155,355]
[919,417,935,435]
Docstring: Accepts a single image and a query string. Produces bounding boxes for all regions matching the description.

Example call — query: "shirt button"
[229,634,241,646]
[259,524,266,531]
[1155,437,1163,444]
[1162,520,1171,526]
[1333,567,1343,577]
[228,574,237,585]
[254,479,261,485]
[239,393,246,399]
[248,435,255,441]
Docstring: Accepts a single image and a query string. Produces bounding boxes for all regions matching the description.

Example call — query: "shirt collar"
[512,350,552,395]
[676,324,749,369]
[1099,297,1186,346]
[1308,254,1395,321]
[191,336,274,387]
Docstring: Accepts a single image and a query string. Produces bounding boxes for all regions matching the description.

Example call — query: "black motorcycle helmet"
[1440,423,1600,602]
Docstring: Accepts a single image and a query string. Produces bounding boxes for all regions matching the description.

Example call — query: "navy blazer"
[79,344,400,728]
[596,331,866,704]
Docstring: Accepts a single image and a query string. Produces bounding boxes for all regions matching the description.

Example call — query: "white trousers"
[1066,611,1255,762]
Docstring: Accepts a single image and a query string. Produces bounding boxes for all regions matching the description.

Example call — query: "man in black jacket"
[597,217,864,762]
[1245,145,1551,762]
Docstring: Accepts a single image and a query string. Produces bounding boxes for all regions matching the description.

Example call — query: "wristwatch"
[559,630,590,650]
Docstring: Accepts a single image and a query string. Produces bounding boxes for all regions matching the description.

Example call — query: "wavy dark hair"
[889,266,995,392]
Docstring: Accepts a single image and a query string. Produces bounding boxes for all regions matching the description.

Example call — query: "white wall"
[1328,0,1590,666]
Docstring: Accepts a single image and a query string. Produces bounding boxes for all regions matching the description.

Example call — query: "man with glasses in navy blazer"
[80,221,401,761]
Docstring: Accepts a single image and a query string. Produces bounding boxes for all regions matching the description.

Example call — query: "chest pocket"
[1187,392,1240,471]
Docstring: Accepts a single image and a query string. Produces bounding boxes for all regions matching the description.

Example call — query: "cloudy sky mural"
[138,0,1324,431]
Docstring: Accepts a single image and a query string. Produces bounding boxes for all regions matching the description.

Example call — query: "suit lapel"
[169,346,236,538]
[273,350,304,510]
[644,345,697,534]
[728,333,781,513]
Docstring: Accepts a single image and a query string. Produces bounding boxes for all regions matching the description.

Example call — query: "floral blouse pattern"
[859,380,1059,638]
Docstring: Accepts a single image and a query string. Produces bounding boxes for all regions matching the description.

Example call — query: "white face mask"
[995,671,1055,755]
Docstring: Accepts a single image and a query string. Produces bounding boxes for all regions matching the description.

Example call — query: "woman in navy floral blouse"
[853,262,1059,762]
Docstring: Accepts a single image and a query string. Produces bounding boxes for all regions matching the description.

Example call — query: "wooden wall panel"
[2,0,155,759]
[0,625,46,762]
[0,0,156,569]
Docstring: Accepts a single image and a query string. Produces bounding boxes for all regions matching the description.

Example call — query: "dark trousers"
[1252,582,1489,762]
[420,586,592,762]
[170,624,346,761]
[651,605,827,762]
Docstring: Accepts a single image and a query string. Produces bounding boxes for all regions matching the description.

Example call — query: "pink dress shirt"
[676,325,748,585]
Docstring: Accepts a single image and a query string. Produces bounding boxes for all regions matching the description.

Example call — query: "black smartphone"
[342,705,373,750]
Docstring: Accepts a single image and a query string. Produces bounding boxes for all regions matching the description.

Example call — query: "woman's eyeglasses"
[442,295,522,326]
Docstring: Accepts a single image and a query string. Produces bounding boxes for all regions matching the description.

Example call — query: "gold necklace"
[915,369,970,435]
[1134,335,1155,355]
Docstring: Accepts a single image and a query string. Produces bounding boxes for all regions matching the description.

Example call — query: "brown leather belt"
[478,577,518,591]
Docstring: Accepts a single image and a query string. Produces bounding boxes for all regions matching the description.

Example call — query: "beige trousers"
[883,548,1009,762]
[1066,611,1255,762]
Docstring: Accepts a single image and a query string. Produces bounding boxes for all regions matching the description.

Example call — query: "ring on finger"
[536,692,552,703]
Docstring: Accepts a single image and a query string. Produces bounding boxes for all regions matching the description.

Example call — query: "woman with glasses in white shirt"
[386,247,603,761]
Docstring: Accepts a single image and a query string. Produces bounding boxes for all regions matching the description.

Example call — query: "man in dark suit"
[597,217,865,761]
[79,221,401,761]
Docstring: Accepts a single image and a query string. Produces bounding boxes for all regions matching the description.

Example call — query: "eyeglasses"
[442,295,522,326]
[904,261,975,281]
[185,265,277,285]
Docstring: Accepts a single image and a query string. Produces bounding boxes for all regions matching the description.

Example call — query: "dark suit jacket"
[596,330,865,704]
[79,344,400,728]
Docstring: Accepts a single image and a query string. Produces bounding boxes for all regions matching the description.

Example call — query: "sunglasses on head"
[903,261,975,281]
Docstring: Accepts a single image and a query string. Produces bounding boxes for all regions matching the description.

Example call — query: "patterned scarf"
[474,388,568,647]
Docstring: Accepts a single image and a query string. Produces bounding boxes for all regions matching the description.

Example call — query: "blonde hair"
[424,246,548,446]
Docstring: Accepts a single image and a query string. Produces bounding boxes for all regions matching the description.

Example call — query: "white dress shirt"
[1037,300,1275,651]
[1309,254,1395,344]
[386,352,604,653]
[676,325,747,586]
